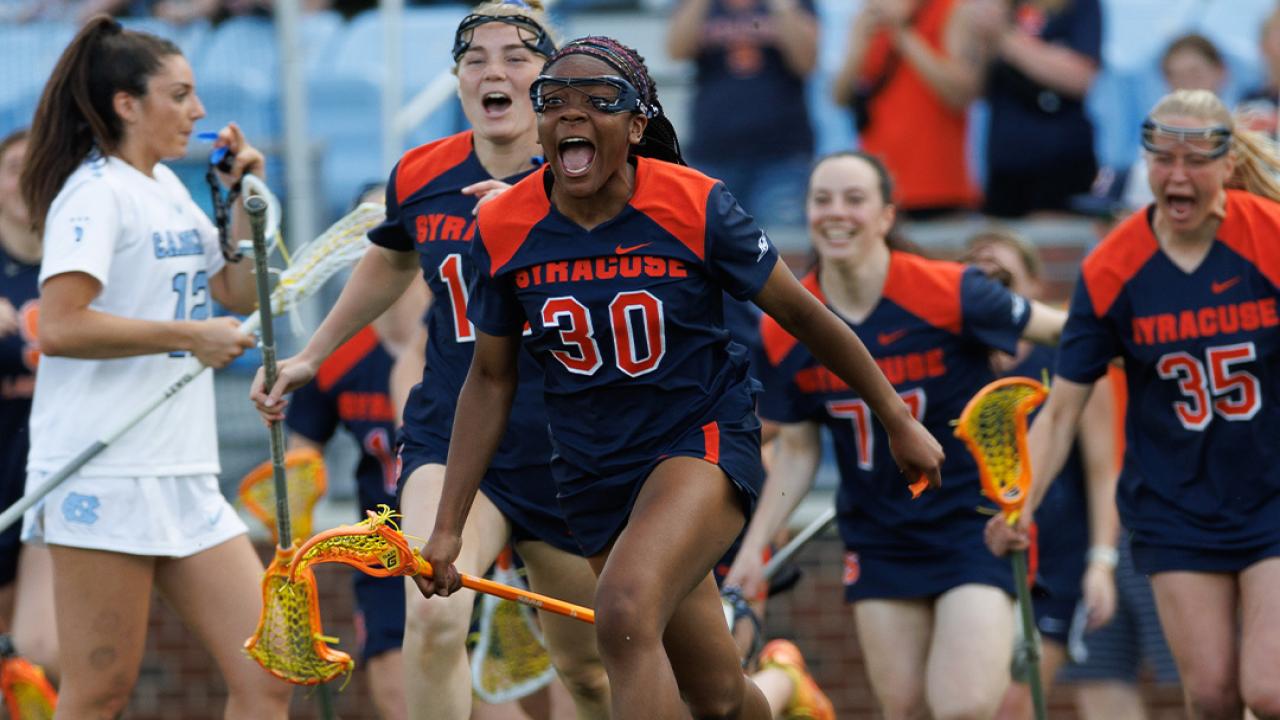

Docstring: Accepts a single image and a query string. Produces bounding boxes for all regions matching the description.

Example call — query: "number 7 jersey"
[1058,190,1280,554]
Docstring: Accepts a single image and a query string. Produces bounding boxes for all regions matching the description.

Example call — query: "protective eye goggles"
[529,75,656,117]
[1141,118,1232,159]
[452,13,556,62]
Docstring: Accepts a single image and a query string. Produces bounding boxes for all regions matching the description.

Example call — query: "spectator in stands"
[1122,33,1227,210]
[1236,5,1280,142]
[666,0,818,232]
[980,0,1102,218]
[832,0,991,218]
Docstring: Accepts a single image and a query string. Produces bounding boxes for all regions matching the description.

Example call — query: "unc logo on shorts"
[843,551,861,586]
[62,492,101,525]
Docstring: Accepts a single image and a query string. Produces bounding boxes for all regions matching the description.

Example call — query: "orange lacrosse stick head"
[244,546,354,686]
[238,448,328,547]
[289,506,417,582]
[0,653,56,720]
[954,376,1048,522]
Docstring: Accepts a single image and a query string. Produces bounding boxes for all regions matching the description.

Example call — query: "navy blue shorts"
[842,531,1014,602]
[1032,583,1082,647]
[1058,537,1179,685]
[397,439,580,556]
[552,413,764,558]
[352,571,405,662]
[1132,537,1280,575]
[0,429,28,587]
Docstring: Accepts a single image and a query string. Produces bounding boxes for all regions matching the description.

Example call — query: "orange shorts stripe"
[701,421,720,464]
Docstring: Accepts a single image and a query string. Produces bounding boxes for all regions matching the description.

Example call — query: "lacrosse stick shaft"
[414,557,595,623]
[246,195,292,551]
[762,506,836,581]
[1012,548,1048,720]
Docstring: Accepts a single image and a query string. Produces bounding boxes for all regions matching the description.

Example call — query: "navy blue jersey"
[756,254,1031,553]
[468,158,779,472]
[368,131,552,469]
[1058,191,1280,553]
[1008,344,1087,599]
[0,243,38,466]
[286,327,398,508]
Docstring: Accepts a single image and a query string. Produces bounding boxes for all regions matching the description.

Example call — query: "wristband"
[1086,545,1118,569]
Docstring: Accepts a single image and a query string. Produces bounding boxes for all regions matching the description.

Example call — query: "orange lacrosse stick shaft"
[413,556,596,624]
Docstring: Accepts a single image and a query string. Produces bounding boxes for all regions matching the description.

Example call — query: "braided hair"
[544,36,685,166]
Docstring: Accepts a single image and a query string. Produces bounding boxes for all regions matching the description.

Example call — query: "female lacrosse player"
[250,5,609,719]
[964,229,1121,720]
[397,37,943,720]
[986,88,1280,719]
[18,16,289,719]
[722,151,1064,720]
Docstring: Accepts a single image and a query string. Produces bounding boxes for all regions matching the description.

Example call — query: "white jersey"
[28,154,227,477]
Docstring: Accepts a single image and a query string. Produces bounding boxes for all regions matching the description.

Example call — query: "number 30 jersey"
[369,131,550,469]
[468,158,779,473]
[1058,190,1280,553]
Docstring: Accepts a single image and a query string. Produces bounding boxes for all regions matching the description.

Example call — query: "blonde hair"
[1150,89,1280,203]
[965,227,1043,280]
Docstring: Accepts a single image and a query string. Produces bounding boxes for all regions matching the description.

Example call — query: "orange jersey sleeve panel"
[393,131,475,205]
[316,326,380,392]
[1214,190,1280,290]
[475,166,553,276]
[759,271,823,366]
[629,157,718,262]
[1080,210,1160,317]
[881,252,965,334]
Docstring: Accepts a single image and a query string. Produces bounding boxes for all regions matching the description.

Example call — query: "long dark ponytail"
[21,15,180,233]
[544,36,685,166]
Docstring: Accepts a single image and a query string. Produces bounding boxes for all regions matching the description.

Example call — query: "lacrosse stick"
[471,548,557,704]
[0,635,56,720]
[954,376,1048,720]
[0,201,384,535]
[239,448,328,547]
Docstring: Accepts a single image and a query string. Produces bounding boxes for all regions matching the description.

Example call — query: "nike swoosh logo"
[615,242,651,255]
[1211,277,1240,294]
[877,329,909,346]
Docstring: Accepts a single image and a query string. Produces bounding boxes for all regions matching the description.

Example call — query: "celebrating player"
[250,4,609,719]
[410,38,943,720]
[18,17,289,718]
[723,151,1064,720]
[986,88,1280,719]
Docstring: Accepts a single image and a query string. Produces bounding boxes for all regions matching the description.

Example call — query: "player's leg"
[355,572,408,720]
[852,599,932,720]
[995,640,1068,720]
[1239,557,1280,719]
[10,544,57,677]
[154,533,292,719]
[1076,682,1149,720]
[995,588,1075,720]
[399,461,509,720]
[925,584,1014,720]
[516,539,610,719]
[367,650,407,720]
[1150,571,1241,719]
[588,456,770,720]
[48,545,154,718]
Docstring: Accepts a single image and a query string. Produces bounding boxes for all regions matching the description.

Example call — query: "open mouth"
[815,223,858,245]
[558,137,596,178]
[1165,191,1196,222]
[482,92,512,115]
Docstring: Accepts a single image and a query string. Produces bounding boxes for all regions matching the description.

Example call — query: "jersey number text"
[1155,342,1261,430]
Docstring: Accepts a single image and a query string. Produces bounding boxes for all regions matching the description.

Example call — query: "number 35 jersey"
[369,131,550,469]
[468,157,779,473]
[756,254,1030,554]
[1058,190,1280,553]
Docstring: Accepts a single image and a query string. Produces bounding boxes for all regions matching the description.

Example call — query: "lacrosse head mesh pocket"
[954,377,1048,521]
[290,507,416,580]
[245,547,354,686]
[238,448,328,546]
[471,549,556,704]
[0,654,57,720]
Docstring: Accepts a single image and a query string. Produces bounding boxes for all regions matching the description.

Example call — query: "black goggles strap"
[452,14,555,62]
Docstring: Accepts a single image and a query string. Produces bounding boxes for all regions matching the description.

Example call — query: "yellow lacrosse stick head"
[244,546,355,686]
[954,376,1048,524]
[289,506,416,581]
[0,654,57,720]
[238,448,328,547]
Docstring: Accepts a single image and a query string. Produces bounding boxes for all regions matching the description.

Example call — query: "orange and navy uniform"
[757,252,1030,601]
[367,131,577,555]
[285,326,404,661]
[1058,191,1280,573]
[0,242,38,585]
[468,158,779,555]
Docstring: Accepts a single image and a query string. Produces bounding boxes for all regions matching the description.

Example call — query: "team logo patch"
[62,492,100,525]
[842,551,860,586]
[756,232,770,262]
[1011,295,1028,324]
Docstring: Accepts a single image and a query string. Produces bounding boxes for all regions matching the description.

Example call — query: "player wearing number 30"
[987,89,1280,719]
[421,37,944,720]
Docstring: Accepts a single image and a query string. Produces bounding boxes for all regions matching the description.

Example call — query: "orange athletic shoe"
[0,655,57,720]
[758,639,835,720]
